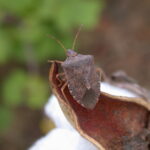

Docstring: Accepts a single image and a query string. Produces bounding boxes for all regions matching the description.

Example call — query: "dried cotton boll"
[29,128,98,150]
[29,95,98,150]
[49,60,150,150]
[101,82,138,97]
[44,95,73,130]
[29,83,140,150]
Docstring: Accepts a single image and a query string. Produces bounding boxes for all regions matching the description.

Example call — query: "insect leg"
[56,73,66,87]
[48,60,63,64]
[96,67,107,81]
[61,81,68,100]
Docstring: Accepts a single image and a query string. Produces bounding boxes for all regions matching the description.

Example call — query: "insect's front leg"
[56,72,66,87]
[49,60,66,86]
[48,60,63,64]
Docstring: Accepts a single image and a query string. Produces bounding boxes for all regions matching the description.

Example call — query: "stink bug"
[48,27,101,109]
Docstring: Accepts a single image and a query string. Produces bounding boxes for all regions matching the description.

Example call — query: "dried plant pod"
[110,70,150,102]
[49,61,150,150]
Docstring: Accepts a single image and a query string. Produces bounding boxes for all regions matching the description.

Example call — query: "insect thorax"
[62,54,95,82]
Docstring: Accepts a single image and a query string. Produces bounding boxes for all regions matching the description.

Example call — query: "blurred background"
[0,0,150,149]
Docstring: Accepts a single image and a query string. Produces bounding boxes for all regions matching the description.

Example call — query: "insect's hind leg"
[96,67,107,81]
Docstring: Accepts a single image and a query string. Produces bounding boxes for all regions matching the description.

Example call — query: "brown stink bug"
[61,49,100,109]
[48,28,101,109]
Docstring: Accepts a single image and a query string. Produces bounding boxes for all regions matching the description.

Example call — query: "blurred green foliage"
[0,107,12,132]
[2,70,49,109]
[0,0,104,132]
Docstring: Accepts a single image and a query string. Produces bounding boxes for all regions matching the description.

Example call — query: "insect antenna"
[72,24,83,50]
[47,34,67,53]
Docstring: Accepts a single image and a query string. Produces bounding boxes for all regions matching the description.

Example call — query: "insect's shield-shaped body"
[61,49,100,109]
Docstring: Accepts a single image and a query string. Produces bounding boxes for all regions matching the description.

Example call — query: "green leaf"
[26,75,49,109]
[0,0,36,15]
[35,0,57,20]
[53,0,104,30]
[0,107,13,132]
[35,34,72,62]
[18,18,43,42]
[0,30,12,64]
[2,70,49,109]
[2,70,27,107]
